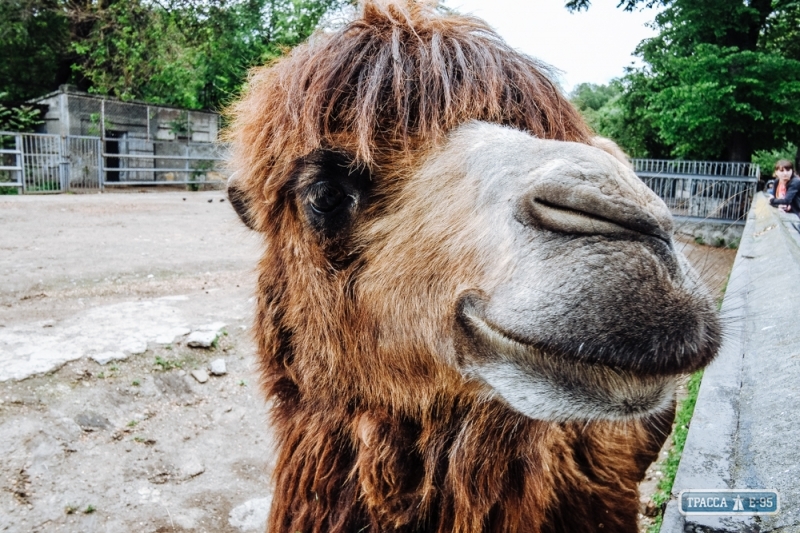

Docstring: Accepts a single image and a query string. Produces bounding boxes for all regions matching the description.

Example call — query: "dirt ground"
[0,191,737,533]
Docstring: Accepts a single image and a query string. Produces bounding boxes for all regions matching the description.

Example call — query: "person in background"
[769,159,800,214]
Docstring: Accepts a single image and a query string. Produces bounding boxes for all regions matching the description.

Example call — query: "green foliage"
[639,46,800,160]
[567,0,800,162]
[0,0,70,101]
[570,79,665,157]
[752,143,797,177]
[154,355,182,371]
[68,0,350,110]
[1,0,350,110]
[0,93,44,132]
[570,82,620,112]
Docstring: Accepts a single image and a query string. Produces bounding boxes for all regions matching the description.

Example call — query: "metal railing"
[0,131,228,193]
[101,137,226,187]
[632,159,758,224]
[0,133,24,191]
[632,159,758,178]
[2,135,761,222]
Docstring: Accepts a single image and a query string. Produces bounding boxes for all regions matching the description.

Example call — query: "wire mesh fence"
[57,91,219,142]
[102,138,227,187]
[638,175,757,223]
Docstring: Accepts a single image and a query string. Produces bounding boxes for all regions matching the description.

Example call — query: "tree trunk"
[726,131,752,162]
[795,143,800,171]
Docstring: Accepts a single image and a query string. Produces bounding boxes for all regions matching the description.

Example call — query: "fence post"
[60,136,68,192]
[97,137,104,192]
[15,134,26,193]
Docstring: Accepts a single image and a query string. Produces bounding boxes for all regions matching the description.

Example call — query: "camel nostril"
[523,196,671,245]
[516,161,673,244]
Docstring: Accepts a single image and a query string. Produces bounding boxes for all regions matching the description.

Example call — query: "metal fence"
[632,159,758,224]
[0,133,24,191]
[0,131,228,193]
[2,135,761,221]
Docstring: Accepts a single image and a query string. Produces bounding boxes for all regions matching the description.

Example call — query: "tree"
[570,80,670,158]
[70,0,350,109]
[0,0,71,101]
[0,0,351,110]
[0,93,44,132]
[567,0,800,163]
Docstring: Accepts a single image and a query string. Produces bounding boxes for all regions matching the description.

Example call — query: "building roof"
[30,85,219,115]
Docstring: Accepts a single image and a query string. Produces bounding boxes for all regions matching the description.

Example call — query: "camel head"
[226,1,720,425]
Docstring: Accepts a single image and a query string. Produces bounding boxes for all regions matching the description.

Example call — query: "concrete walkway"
[662,195,800,532]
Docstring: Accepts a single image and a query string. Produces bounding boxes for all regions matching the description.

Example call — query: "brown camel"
[226,2,721,532]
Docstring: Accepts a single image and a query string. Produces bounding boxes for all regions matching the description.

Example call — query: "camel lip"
[455,291,714,378]
[455,297,675,421]
[455,293,591,369]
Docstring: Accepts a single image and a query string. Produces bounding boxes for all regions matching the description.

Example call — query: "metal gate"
[22,133,63,193]
[0,132,24,192]
[64,135,102,191]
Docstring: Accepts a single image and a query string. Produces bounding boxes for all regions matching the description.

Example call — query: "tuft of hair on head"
[226,0,592,216]
[590,136,632,169]
[775,159,794,171]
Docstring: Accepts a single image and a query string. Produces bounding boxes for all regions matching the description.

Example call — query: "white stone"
[155,327,191,345]
[91,351,128,365]
[186,330,219,348]
[0,300,191,381]
[229,497,271,532]
[191,369,209,383]
[120,338,148,355]
[209,359,227,376]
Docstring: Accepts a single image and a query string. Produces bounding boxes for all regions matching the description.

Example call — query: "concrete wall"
[33,88,219,142]
[661,195,800,532]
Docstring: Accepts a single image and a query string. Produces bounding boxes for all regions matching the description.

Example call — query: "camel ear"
[590,137,632,169]
[227,172,257,231]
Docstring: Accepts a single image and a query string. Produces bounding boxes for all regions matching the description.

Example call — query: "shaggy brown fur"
[226,2,709,532]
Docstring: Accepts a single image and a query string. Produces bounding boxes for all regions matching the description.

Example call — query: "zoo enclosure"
[633,159,759,224]
[0,87,227,193]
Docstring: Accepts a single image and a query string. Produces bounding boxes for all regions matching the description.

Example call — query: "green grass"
[646,369,704,533]
[154,355,182,371]
[26,181,61,192]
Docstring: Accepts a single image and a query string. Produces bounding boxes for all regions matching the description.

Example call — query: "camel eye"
[308,181,346,214]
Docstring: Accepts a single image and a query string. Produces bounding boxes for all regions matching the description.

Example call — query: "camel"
[226,2,721,532]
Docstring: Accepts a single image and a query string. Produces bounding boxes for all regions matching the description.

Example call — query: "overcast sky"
[441,0,661,94]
